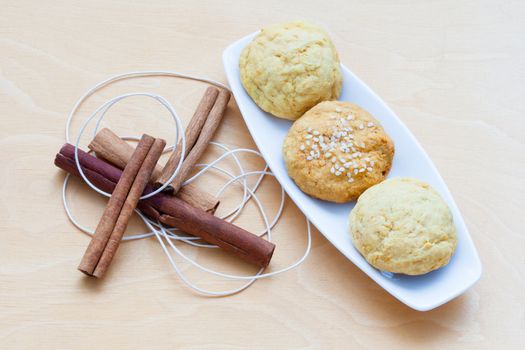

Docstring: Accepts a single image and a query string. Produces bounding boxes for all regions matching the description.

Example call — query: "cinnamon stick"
[78,134,155,276]
[158,203,275,268]
[162,89,231,194]
[155,86,219,187]
[93,138,166,277]
[89,128,163,180]
[175,183,219,214]
[88,128,219,214]
[56,144,276,268]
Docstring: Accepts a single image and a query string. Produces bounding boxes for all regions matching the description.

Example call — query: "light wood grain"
[1,0,524,348]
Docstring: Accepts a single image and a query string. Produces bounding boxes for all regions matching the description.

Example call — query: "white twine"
[62,70,311,296]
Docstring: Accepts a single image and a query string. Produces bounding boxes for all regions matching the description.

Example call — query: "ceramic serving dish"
[222,32,482,311]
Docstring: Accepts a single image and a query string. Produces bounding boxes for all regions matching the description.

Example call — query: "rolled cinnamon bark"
[93,138,166,278]
[158,206,275,269]
[175,183,219,215]
[56,144,276,268]
[78,134,155,276]
[155,86,219,187]
[161,89,231,194]
[89,128,163,180]
[88,128,219,214]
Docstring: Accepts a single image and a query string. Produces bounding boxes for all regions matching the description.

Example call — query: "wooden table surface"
[1,1,524,348]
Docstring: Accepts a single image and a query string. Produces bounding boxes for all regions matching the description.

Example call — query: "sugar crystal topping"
[298,107,379,182]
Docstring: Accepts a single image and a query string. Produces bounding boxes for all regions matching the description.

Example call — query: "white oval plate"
[222,32,482,311]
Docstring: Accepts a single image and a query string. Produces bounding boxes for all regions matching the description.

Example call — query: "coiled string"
[62,70,311,296]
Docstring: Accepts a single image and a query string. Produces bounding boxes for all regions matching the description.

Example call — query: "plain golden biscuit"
[239,21,342,120]
[349,178,458,275]
[283,101,394,202]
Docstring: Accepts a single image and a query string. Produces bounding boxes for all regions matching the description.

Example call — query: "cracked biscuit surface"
[349,178,458,275]
[239,21,342,120]
[283,101,394,203]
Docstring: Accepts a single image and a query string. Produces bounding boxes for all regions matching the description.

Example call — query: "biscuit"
[283,101,394,202]
[239,21,342,120]
[349,178,458,275]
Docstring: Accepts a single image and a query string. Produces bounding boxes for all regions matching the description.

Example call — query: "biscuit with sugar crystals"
[349,178,458,275]
[283,101,394,202]
[240,21,342,120]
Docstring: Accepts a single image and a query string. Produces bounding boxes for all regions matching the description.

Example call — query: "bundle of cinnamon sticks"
[56,87,275,278]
